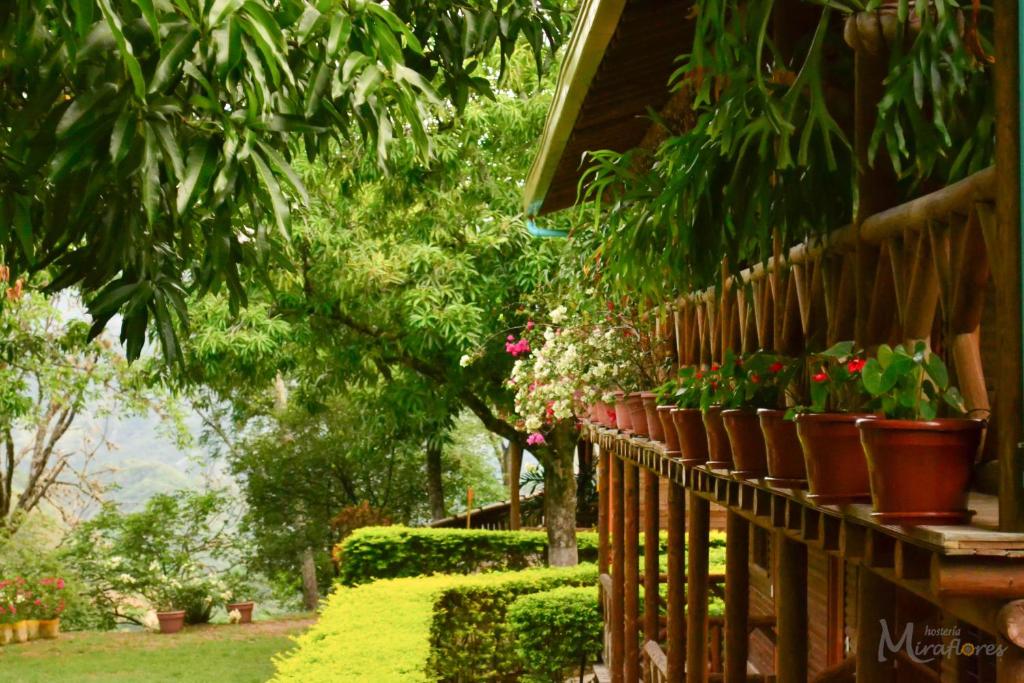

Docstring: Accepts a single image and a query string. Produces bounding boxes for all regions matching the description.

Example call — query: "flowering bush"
[0,576,66,622]
[33,577,66,620]
[507,304,657,443]
[695,351,798,411]
[654,366,704,409]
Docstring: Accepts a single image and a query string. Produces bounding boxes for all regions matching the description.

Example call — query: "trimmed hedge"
[426,564,597,682]
[272,564,598,683]
[507,586,602,683]
[335,527,599,585]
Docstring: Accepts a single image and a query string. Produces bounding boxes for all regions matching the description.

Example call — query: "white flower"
[549,305,567,324]
[459,354,472,367]
[228,609,242,624]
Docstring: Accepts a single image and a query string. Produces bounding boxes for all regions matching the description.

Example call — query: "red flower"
[847,358,866,373]
[769,362,784,374]
[750,373,760,384]
[812,372,828,383]
[710,364,720,372]
[695,372,703,380]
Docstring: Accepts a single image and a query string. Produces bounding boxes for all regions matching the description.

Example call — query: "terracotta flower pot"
[843,1,963,56]
[857,418,984,524]
[38,619,59,639]
[614,392,633,433]
[0,623,12,645]
[796,413,874,505]
[594,401,616,428]
[25,619,39,640]
[702,406,734,470]
[758,409,807,488]
[227,601,255,624]
[157,610,186,635]
[657,406,680,453]
[671,408,709,466]
[12,620,28,643]
[641,393,664,442]
[721,409,768,479]
[627,393,649,437]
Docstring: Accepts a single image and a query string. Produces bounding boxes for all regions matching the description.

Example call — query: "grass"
[0,615,313,682]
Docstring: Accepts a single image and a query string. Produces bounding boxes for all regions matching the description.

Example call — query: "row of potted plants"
[589,342,985,525]
[0,576,66,645]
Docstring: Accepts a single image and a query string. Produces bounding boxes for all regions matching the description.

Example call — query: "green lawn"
[0,615,313,683]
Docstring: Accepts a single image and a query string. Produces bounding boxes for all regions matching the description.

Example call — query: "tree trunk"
[300,547,319,611]
[542,420,579,566]
[426,441,446,521]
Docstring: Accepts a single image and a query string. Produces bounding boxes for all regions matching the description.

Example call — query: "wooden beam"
[774,532,807,683]
[611,454,625,683]
[931,556,1024,599]
[725,513,750,683]
[687,492,711,683]
[856,569,896,683]
[994,0,1024,531]
[598,444,609,577]
[624,460,640,683]
[643,467,660,679]
[666,480,686,680]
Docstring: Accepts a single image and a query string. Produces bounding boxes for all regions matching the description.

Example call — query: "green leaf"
[209,0,246,26]
[177,142,216,213]
[149,28,200,94]
[861,358,885,396]
[131,0,160,43]
[96,0,147,101]
[924,353,948,390]
[327,13,352,56]
[819,341,854,359]
[876,344,893,368]
[251,151,289,236]
[109,107,136,163]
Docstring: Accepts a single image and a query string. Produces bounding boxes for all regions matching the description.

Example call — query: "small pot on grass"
[157,610,186,634]
[227,601,255,624]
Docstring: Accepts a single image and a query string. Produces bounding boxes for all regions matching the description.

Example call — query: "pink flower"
[526,320,535,330]
[507,335,515,342]
[526,433,546,446]
[56,579,64,590]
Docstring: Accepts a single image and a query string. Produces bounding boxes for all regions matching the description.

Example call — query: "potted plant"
[626,390,649,437]
[718,352,797,480]
[699,359,736,470]
[0,581,14,645]
[657,366,710,465]
[791,342,877,504]
[7,577,30,643]
[640,391,665,442]
[653,377,684,455]
[613,390,633,432]
[35,577,66,639]
[856,342,983,524]
[224,573,255,625]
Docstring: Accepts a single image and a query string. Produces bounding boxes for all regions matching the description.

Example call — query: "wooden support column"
[666,480,686,680]
[624,460,640,683]
[611,453,625,683]
[598,444,609,577]
[724,513,750,683]
[856,569,896,683]
[508,441,522,531]
[775,533,807,683]
[997,642,1024,683]
[687,493,711,683]
[994,0,1024,531]
[642,467,660,667]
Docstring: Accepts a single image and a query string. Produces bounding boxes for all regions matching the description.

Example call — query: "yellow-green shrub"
[335,527,599,585]
[507,586,602,683]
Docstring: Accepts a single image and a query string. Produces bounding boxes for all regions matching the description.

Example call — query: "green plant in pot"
[789,341,877,504]
[697,354,740,470]
[856,342,983,524]
[718,352,799,480]
[655,366,707,463]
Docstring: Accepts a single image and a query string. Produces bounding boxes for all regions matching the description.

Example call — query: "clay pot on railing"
[758,409,807,488]
[627,393,649,438]
[657,406,680,453]
[857,418,984,524]
[702,406,734,470]
[641,392,664,442]
[614,391,633,433]
[671,408,709,466]
[721,409,768,479]
[796,413,874,505]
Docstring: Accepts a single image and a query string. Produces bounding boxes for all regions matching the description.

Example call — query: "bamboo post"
[994,0,1024,531]
[611,453,625,683]
[724,513,750,683]
[598,444,609,577]
[508,441,523,531]
[466,488,474,529]
[643,467,660,672]
[774,533,807,683]
[687,493,711,683]
[666,480,686,680]
[624,460,641,683]
[855,569,896,683]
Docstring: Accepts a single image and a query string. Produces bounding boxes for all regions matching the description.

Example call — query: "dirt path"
[2,614,316,659]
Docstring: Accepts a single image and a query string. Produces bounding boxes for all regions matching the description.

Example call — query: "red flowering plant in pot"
[713,352,799,480]
[654,366,705,461]
[696,352,743,470]
[856,342,983,524]
[788,341,878,505]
